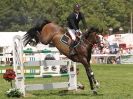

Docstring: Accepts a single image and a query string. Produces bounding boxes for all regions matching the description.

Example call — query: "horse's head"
[84,27,101,45]
[85,27,106,51]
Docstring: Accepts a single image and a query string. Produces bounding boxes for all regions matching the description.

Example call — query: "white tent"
[0,32,26,65]
[106,33,133,48]
[0,31,58,53]
[0,31,26,47]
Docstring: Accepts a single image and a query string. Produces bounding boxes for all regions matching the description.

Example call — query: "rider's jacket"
[67,12,87,30]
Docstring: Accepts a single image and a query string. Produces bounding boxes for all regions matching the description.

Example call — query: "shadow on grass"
[31,90,104,97]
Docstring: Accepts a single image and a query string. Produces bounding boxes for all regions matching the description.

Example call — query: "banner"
[120,54,133,64]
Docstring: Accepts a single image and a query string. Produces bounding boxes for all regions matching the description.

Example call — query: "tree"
[0,0,132,33]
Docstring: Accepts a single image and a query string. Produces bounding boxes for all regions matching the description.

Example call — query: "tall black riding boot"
[69,41,76,56]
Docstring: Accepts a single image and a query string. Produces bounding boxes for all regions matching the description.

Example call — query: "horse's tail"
[23,19,51,46]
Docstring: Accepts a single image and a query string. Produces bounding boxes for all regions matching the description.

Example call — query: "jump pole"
[13,35,25,96]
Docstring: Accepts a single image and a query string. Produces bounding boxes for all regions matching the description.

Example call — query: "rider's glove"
[75,30,81,36]
[85,29,88,32]
[75,30,79,32]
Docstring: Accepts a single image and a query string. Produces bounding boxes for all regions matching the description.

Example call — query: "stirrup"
[69,48,76,56]
[70,50,75,56]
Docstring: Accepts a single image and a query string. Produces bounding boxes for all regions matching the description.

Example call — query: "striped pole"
[25,73,69,78]
[0,69,40,74]
[23,49,59,53]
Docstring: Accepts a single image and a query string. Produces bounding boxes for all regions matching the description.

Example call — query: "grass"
[0,64,133,99]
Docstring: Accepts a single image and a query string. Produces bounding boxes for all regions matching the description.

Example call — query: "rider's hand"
[76,30,79,33]
[75,30,81,37]
[85,29,88,32]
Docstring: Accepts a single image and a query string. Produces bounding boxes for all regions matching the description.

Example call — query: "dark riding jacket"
[67,12,87,30]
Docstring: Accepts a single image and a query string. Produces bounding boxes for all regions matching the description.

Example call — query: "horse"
[23,19,101,94]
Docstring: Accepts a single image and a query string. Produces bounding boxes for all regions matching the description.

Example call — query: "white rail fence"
[0,54,133,67]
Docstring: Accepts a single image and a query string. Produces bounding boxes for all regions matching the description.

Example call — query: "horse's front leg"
[82,61,97,95]
[89,66,100,89]
[87,59,100,89]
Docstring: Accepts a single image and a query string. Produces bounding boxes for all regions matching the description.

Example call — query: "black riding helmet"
[73,3,81,12]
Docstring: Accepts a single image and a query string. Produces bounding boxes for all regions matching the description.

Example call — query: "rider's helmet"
[73,3,81,12]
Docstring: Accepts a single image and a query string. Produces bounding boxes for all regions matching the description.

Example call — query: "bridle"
[83,33,101,47]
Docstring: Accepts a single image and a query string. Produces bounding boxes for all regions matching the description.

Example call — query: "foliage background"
[0,0,132,33]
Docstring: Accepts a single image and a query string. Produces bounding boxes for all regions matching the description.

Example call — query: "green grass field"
[0,64,133,99]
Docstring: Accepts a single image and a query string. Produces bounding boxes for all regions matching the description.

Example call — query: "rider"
[67,3,87,56]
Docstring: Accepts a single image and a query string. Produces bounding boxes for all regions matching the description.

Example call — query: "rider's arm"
[68,14,78,30]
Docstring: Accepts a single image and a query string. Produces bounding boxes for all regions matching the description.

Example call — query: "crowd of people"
[92,45,133,55]
[91,44,133,64]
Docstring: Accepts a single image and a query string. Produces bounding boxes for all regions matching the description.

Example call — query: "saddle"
[61,30,81,56]
[61,31,81,47]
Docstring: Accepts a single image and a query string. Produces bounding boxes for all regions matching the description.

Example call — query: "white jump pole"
[13,35,25,96]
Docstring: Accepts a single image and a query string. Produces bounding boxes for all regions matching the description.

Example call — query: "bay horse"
[23,19,101,94]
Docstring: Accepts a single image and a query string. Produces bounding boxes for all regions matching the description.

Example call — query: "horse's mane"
[82,27,99,39]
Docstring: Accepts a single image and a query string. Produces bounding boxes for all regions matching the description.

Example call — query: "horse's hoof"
[96,82,100,88]
[78,85,84,90]
[93,91,98,95]
[77,82,85,90]
[95,80,100,88]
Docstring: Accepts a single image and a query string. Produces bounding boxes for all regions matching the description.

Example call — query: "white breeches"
[67,28,82,41]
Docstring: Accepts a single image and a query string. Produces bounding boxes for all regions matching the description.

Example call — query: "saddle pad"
[60,34,69,45]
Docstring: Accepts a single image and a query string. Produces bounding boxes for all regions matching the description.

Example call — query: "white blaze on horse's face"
[98,35,104,46]
[95,35,101,44]
[94,35,104,50]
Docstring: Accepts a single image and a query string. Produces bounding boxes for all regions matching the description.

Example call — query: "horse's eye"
[96,35,99,38]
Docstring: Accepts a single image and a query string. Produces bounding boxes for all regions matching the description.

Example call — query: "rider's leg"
[67,28,77,56]
[67,28,76,40]
[69,41,76,56]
